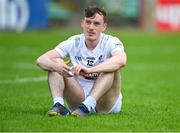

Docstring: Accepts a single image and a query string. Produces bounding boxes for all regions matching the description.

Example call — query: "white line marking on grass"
[14,62,37,70]
[0,76,47,84]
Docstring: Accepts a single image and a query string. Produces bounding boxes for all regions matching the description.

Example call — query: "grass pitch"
[0,29,179,132]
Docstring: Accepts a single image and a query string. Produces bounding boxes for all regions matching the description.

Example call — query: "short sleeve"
[55,36,75,58]
[109,37,124,54]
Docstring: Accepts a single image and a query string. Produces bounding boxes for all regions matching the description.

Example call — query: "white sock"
[83,96,97,113]
[53,97,64,106]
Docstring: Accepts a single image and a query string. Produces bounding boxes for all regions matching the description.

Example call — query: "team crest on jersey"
[75,56,82,61]
[98,55,103,63]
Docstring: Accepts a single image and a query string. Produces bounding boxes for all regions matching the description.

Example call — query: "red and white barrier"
[156,0,180,31]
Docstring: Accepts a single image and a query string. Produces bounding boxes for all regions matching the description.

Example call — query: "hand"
[72,65,90,76]
[56,64,72,77]
[52,58,72,77]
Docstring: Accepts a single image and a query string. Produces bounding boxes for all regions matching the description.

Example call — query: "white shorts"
[77,76,94,98]
[108,93,122,113]
[77,76,123,114]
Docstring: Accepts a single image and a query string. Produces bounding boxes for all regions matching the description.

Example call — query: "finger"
[79,71,86,76]
[64,65,71,71]
[68,71,74,77]
[63,67,74,77]
[77,67,81,74]
[74,66,81,75]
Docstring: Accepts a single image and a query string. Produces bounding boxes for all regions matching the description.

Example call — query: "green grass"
[0,29,180,131]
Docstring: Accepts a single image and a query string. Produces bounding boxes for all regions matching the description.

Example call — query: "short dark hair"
[84,6,107,22]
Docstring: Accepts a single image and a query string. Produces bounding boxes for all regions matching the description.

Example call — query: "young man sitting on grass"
[36,6,127,116]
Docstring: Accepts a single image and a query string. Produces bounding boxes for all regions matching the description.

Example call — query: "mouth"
[87,31,95,36]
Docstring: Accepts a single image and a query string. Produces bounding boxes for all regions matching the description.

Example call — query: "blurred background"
[0,0,180,32]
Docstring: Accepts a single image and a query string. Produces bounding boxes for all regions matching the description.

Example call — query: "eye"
[85,20,91,25]
[94,22,100,26]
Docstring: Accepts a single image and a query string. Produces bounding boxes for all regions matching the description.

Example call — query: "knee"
[98,71,120,83]
[99,72,115,78]
[96,72,115,84]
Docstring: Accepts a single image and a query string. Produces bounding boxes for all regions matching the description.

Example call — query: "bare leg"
[48,71,64,98]
[90,71,121,112]
[64,77,85,110]
[48,71,85,111]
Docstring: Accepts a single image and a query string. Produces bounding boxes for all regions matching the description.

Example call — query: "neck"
[85,40,98,50]
[85,37,100,51]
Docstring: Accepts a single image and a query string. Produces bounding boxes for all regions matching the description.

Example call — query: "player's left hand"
[72,65,90,76]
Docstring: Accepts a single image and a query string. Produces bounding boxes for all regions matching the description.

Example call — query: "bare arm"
[36,49,71,76]
[89,49,127,73]
[73,49,127,75]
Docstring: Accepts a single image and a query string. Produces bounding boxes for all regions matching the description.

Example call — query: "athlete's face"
[81,13,107,42]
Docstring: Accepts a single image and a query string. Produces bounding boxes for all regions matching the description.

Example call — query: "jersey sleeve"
[55,36,75,58]
[109,37,124,54]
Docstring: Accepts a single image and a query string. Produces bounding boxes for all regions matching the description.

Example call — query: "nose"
[89,23,94,30]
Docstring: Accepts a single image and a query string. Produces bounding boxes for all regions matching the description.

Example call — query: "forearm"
[89,53,126,73]
[89,58,120,73]
[36,55,65,72]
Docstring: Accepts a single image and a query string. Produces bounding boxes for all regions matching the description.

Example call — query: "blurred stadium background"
[0,0,180,32]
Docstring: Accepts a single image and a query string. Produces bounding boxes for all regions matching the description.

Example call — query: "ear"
[80,19,84,28]
[102,22,107,32]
